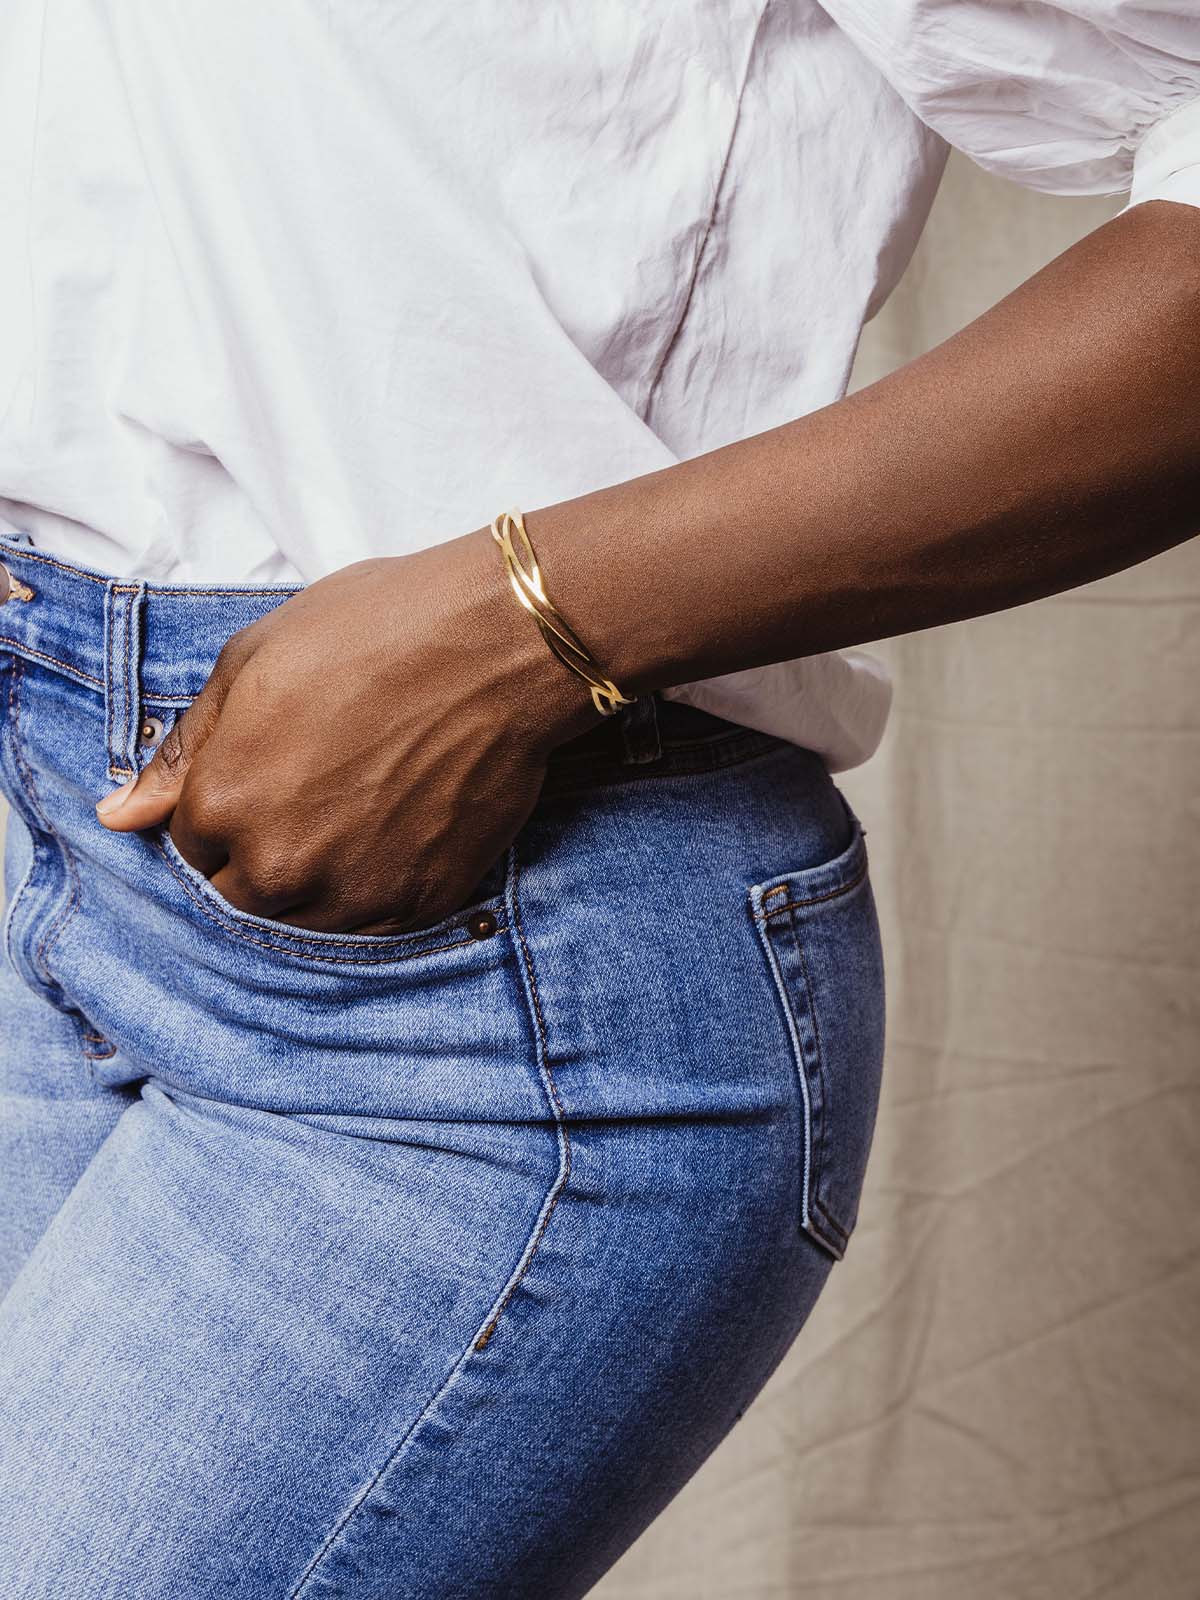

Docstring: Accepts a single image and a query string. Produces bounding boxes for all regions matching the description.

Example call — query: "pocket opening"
[150,822,511,966]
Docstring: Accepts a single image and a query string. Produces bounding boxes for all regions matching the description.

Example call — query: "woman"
[0,3,1196,1595]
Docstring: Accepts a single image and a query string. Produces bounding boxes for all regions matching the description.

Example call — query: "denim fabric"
[0,529,886,1600]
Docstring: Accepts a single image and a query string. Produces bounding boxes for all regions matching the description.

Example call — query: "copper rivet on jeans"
[0,563,33,604]
[139,715,165,748]
[467,910,498,940]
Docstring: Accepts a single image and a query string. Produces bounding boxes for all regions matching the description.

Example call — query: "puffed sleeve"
[818,1,1200,210]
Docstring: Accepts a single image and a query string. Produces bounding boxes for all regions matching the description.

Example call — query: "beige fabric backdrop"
[596,156,1200,1599]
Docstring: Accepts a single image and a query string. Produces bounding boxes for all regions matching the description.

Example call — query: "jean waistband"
[0,530,301,703]
[0,528,791,788]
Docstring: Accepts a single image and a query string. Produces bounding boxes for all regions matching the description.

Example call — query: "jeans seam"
[0,638,105,691]
[285,842,567,1600]
[118,584,136,781]
[0,544,108,585]
[103,585,116,770]
[0,538,296,596]
[785,902,842,1247]
[750,881,845,1262]
[751,899,817,1248]
[6,656,86,1002]
[1,663,39,980]
[143,583,302,597]
[754,860,870,920]
[473,839,571,1352]
[0,534,305,598]
[105,583,140,782]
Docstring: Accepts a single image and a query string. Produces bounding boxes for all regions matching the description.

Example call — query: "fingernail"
[96,780,135,817]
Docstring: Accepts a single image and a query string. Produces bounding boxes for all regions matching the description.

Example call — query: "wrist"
[505,488,695,698]
[456,523,606,756]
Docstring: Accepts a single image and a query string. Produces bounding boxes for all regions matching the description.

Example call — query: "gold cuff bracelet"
[489,507,635,718]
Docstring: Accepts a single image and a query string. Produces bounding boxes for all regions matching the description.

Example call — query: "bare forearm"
[517,199,1200,700]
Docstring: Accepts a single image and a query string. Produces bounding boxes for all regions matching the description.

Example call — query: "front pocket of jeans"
[748,823,885,1259]
[149,822,509,967]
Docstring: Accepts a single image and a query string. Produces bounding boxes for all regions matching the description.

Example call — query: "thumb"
[95,662,234,833]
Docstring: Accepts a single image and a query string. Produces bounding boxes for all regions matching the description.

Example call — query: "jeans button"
[466,909,498,940]
[139,715,165,749]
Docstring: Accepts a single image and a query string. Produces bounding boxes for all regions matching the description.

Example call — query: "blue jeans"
[0,529,885,1599]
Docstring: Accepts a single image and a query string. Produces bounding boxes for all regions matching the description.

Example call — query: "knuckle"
[154,719,189,776]
[213,631,251,676]
[236,847,308,910]
[176,788,232,850]
[215,614,273,672]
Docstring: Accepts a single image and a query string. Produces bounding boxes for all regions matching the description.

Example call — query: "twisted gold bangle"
[489,507,635,718]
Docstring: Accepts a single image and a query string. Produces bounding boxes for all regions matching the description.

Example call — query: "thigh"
[0,1077,571,1598]
[0,1068,831,1600]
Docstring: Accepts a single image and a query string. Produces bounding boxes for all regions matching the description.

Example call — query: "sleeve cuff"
[1125,94,1200,213]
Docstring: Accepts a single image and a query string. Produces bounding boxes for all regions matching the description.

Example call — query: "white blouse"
[0,2,1197,769]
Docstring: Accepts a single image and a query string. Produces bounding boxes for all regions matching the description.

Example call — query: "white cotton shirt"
[1,3,1198,771]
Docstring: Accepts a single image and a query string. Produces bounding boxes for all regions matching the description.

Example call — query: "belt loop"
[618,691,662,766]
[103,580,147,782]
